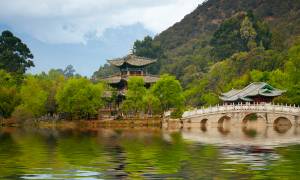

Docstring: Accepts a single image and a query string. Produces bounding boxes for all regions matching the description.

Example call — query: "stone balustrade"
[183,103,300,119]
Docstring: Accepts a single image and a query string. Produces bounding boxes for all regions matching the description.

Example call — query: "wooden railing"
[183,103,300,118]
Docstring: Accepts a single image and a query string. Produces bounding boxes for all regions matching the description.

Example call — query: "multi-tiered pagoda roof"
[102,54,159,85]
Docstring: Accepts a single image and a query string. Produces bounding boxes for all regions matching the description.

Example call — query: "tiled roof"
[107,54,156,67]
[220,82,286,102]
[101,75,160,84]
[101,76,122,84]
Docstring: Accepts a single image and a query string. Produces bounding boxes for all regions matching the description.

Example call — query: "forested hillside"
[157,0,300,51]
[93,0,300,107]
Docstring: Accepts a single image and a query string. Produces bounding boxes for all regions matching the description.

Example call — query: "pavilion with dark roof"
[98,54,160,118]
[102,54,160,95]
[220,82,286,104]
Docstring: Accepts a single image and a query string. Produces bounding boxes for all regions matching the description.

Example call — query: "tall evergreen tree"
[0,31,34,74]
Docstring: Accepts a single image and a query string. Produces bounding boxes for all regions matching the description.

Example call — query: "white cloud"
[0,0,203,44]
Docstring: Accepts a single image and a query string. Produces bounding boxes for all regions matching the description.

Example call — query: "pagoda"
[102,54,159,96]
[220,82,285,104]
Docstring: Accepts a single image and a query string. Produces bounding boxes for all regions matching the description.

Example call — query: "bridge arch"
[218,116,231,124]
[242,113,266,124]
[200,119,208,126]
[273,117,292,134]
[200,119,208,132]
[218,116,231,135]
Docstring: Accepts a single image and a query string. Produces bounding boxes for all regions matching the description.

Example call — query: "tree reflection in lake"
[0,126,300,179]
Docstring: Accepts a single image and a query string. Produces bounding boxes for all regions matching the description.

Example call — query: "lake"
[0,125,300,179]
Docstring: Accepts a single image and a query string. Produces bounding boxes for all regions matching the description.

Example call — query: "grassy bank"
[27,117,163,129]
[0,117,165,131]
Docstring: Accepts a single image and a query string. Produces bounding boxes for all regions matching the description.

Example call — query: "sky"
[0,0,203,76]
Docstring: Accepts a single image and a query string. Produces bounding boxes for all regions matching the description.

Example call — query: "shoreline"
[1,117,166,129]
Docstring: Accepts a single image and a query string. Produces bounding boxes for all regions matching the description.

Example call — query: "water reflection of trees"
[0,132,23,178]
[0,128,113,179]
[119,132,189,178]
[1,128,300,179]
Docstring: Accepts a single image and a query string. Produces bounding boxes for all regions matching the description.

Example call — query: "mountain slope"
[151,0,300,106]
[155,0,300,56]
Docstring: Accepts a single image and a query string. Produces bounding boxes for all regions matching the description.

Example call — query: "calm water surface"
[0,126,300,179]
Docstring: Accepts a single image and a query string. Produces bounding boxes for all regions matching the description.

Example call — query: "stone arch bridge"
[182,104,300,128]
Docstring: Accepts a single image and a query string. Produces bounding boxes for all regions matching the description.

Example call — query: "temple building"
[99,54,159,119]
[220,82,285,104]
[102,54,159,93]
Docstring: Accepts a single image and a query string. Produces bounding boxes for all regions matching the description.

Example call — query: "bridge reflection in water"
[176,124,300,147]
[164,123,300,171]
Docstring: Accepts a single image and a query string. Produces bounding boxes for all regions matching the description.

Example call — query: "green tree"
[184,78,209,107]
[240,16,257,49]
[37,69,66,116]
[121,77,146,116]
[92,63,119,80]
[133,36,162,59]
[151,74,185,113]
[48,69,64,77]
[268,69,288,89]
[282,41,300,105]
[0,70,20,118]
[285,41,300,84]
[210,14,247,60]
[133,36,164,74]
[0,30,34,74]
[200,92,220,106]
[55,78,105,119]
[250,70,269,82]
[16,76,48,118]
[143,92,161,116]
[63,65,76,78]
[210,13,272,60]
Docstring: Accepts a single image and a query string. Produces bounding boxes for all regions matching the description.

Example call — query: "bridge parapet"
[183,103,300,119]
